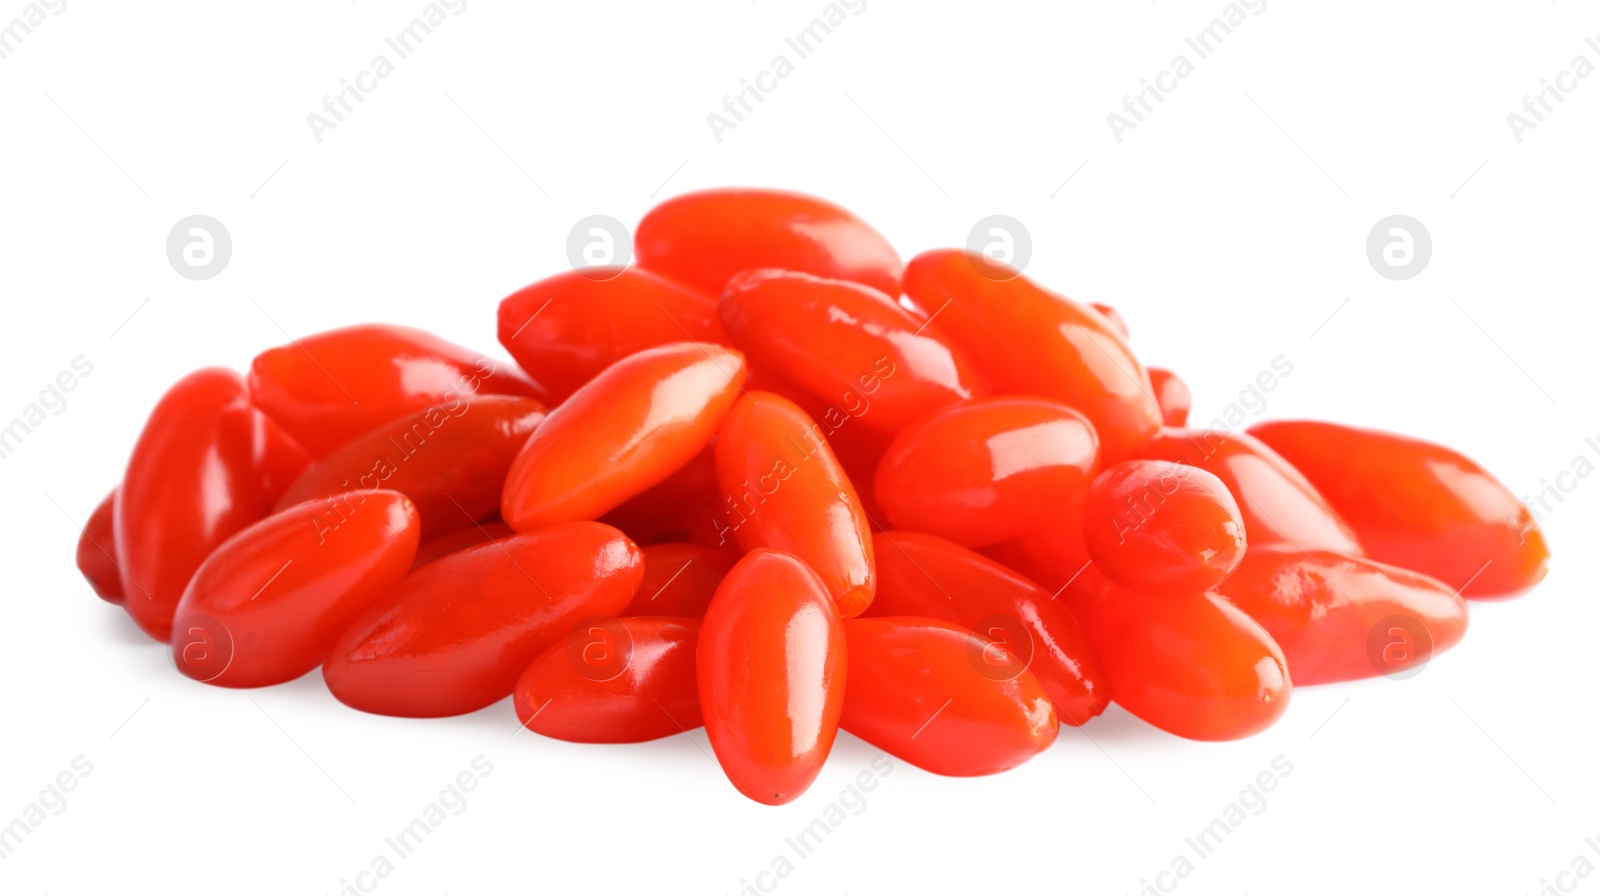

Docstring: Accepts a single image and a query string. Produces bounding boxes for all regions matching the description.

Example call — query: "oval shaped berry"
[118,368,312,642]
[713,391,876,617]
[1146,367,1191,427]
[902,249,1160,461]
[501,343,747,531]
[324,521,643,717]
[698,549,845,805]
[636,188,902,299]
[1136,428,1363,556]
[875,397,1099,548]
[1249,420,1548,598]
[514,617,702,743]
[77,488,122,603]
[249,324,543,455]
[1217,547,1468,684]
[1091,583,1292,741]
[719,269,984,440]
[276,395,545,540]
[841,617,1057,776]
[1081,459,1246,594]
[172,491,421,688]
[867,530,1108,725]
[497,268,729,403]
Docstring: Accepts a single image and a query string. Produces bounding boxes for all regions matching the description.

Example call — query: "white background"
[2,1,1597,894]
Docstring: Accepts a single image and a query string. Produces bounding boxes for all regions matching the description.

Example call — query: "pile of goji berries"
[77,189,1551,805]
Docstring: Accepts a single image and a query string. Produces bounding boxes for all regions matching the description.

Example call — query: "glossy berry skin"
[1146,367,1191,427]
[497,268,730,404]
[902,249,1161,461]
[118,368,312,642]
[249,324,544,455]
[867,531,1109,725]
[77,489,122,603]
[841,617,1057,777]
[276,395,546,541]
[1136,428,1363,556]
[1217,547,1469,684]
[324,522,643,717]
[172,492,421,688]
[714,392,876,617]
[1082,573,1292,741]
[514,617,702,743]
[622,543,739,617]
[501,343,747,531]
[875,397,1100,548]
[411,521,516,570]
[698,549,845,805]
[636,188,903,300]
[1249,420,1548,599]
[1081,460,1247,594]
[823,423,894,527]
[718,269,985,440]
[733,363,894,518]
